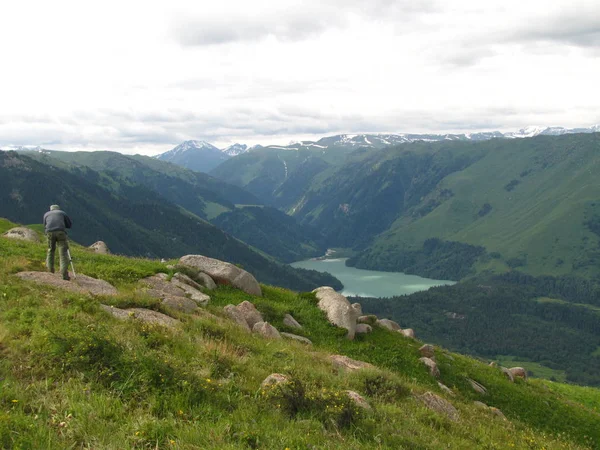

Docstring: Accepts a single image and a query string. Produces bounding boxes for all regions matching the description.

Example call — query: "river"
[291,258,455,298]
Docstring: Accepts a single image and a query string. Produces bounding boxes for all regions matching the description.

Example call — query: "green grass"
[1,218,600,449]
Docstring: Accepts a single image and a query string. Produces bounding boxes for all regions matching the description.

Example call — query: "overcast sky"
[1,0,599,155]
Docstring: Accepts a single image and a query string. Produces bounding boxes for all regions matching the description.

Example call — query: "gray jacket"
[43,210,72,233]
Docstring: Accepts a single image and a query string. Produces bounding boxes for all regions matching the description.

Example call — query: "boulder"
[509,367,528,380]
[261,373,289,388]
[179,255,261,296]
[2,227,40,242]
[330,355,374,372]
[489,361,498,368]
[351,303,362,316]
[89,241,110,254]
[283,313,302,329]
[473,401,488,410]
[401,328,415,338]
[281,332,312,345]
[223,304,251,332]
[313,287,360,339]
[437,382,455,396]
[500,366,514,382]
[139,274,210,306]
[195,272,217,290]
[172,272,204,291]
[418,392,459,422]
[345,390,371,410]
[419,357,440,378]
[100,305,179,328]
[466,378,488,395]
[355,324,373,334]
[160,295,198,313]
[236,301,264,329]
[419,344,435,358]
[358,315,377,324]
[376,319,401,331]
[252,321,282,339]
[16,272,118,296]
[490,407,507,420]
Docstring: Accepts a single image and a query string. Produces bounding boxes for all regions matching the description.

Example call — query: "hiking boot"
[63,275,71,281]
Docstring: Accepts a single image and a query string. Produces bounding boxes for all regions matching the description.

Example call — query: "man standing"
[43,205,72,281]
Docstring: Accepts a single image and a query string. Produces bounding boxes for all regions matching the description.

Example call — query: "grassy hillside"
[350,134,600,279]
[1,221,599,448]
[0,153,340,291]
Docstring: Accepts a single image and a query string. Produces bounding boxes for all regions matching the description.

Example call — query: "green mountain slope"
[1,224,599,449]
[0,152,340,291]
[351,133,600,279]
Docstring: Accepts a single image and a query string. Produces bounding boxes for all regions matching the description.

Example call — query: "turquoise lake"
[291,258,455,298]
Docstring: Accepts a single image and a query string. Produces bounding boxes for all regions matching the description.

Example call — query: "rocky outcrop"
[313,287,360,339]
[15,272,118,296]
[261,373,289,388]
[330,355,374,372]
[252,321,281,339]
[283,314,302,329]
[138,273,209,307]
[100,305,179,328]
[160,295,198,313]
[376,319,401,331]
[345,390,371,409]
[223,304,251,332]
[420,357,440,378]
[419,344,435,358]
[179,255,261,296]
[509,367,528,380]
[418,392,459,422]
[355,324,372,334]
[89,241,110,254]
[473,401,507,420]
[3,227,40,242]
[236,301,264,329]
[194,272,217,290]
[281,332,312,345]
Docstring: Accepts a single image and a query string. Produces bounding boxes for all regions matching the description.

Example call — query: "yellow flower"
[11,400,18,403]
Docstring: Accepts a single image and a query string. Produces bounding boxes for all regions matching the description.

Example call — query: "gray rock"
[473,401,488,409]
[419,344,435,358]
[196,272,217,290]
[89,241,110,254]
[169,277,210,306]
[351,302,362,316]
[261,373,289,388]
[401,328,415,338]
[161,295,198,313]
[172,272,203,291]
[16,272,118,296]
[490,407,507,420]
[509,367,528,380]
[345,390,371,409]
[357,315,377,324]
[2,227,40,242]
[100,305,179,328]
[236,301,264,329]
[376,319,401,331]
[281,332,312,345]
[252,321,282,339]
[139,273,210,307]
[420,357,440,378]
[179,255,261,296]
[223,304,251,332]
[313,287,360,339]
[355,324,373,334]
[467,378,488,395]
[500,366,514,382]
[283,313,302,329]
[418,392,459,422]
[330,355,374,372]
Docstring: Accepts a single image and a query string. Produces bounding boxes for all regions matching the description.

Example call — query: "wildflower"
[11,399,18,403]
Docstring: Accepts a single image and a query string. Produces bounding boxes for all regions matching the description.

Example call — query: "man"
[43,205,72,280]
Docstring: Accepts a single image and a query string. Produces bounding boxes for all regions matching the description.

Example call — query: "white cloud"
[0,0,598,154]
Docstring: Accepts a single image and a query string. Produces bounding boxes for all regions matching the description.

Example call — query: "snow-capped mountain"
[0,145,50,152]
[155,140,230,173]
[222,143,248,157]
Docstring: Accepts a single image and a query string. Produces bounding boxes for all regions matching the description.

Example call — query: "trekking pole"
[67,249,77,280]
